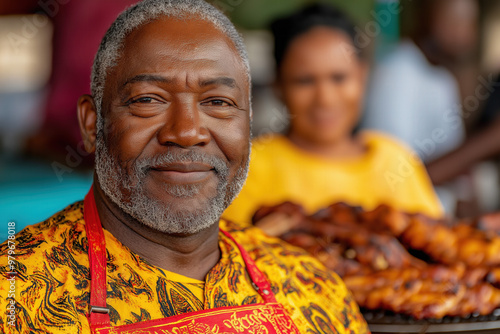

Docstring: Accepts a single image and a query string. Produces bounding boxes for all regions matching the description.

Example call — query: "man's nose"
[157,100,210,147]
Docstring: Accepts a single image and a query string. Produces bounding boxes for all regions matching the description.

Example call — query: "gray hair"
[91,0,251,132]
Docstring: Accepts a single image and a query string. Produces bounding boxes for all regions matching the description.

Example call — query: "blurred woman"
[223,4,443,225]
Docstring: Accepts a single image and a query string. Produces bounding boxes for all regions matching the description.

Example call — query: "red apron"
[83,188,301,333]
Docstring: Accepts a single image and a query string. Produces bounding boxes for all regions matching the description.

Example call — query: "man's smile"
[150,162,215,184]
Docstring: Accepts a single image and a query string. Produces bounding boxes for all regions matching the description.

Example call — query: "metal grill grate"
[363,309,500,333]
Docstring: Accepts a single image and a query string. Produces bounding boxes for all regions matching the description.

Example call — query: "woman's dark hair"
[270,3,360,71]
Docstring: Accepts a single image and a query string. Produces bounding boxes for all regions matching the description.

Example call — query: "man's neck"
[92,183,221,281]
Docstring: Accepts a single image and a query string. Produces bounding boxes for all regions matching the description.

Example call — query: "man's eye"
[203,99,232,107]
[128,96,156,104]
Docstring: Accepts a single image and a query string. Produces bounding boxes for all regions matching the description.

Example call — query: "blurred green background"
[226,0,375,30]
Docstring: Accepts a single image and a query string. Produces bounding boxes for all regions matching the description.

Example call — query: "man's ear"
[77,94,98,153]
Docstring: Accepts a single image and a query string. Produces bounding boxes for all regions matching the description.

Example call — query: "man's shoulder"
[221,219,339,281]
[220,219,369,333]
[0,200,90,333]
[0,201,86,261]
[221,218,306,253]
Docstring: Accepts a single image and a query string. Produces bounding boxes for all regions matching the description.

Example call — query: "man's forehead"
[110,16,246,84]
[124,16,236,55]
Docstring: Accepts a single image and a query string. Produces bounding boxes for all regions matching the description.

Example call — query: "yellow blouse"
[224,131,443,225]
[0,201,369,334]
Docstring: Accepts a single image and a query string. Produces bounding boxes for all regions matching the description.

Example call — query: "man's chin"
[146,177,219,199]
[151,191,215,208]
[135,205,221,236]
[122,188,225,235]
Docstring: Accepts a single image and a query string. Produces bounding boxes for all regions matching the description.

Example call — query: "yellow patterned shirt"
[0,201,369,334]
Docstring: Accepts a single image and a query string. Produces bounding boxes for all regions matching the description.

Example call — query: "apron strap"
[220,229,278,303]
[84,186,111,327]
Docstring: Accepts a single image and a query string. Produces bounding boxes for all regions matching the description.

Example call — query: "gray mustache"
[134,150,229,178]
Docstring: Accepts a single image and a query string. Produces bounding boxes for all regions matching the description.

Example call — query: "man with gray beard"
[0,0,369,333]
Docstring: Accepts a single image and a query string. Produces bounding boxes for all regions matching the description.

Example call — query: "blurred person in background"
[362,0,480,163]
[223,4,443,226]
[426,74,500,197]
[362,0,480,216]
[425,0,500,213]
